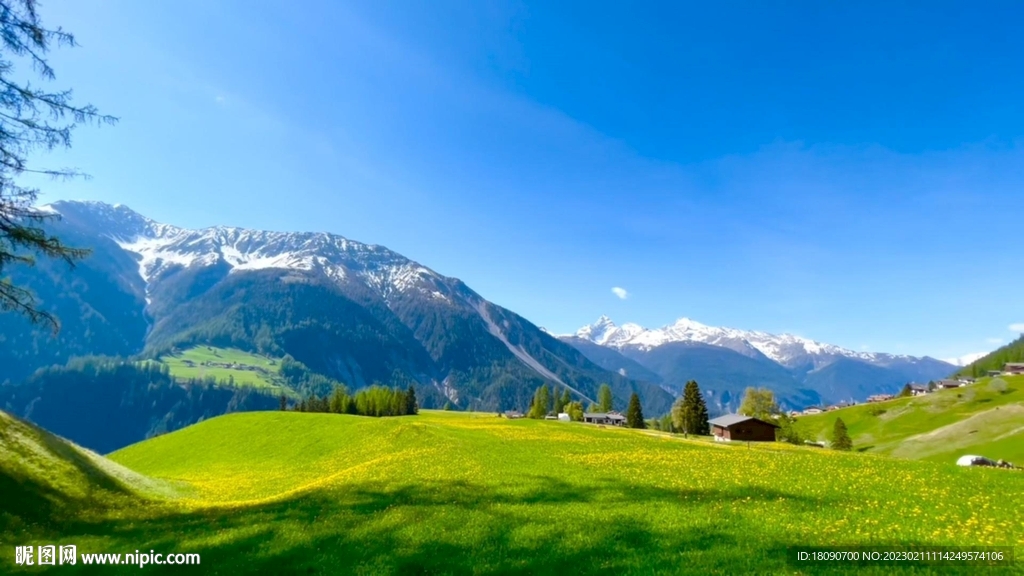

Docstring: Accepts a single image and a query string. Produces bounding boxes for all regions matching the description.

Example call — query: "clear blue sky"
[26,0,1024,360]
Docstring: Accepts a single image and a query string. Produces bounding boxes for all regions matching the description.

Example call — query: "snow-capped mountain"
[51,200,450,306]
[562,315,957,409]
[2,201,673,416]
[572,315,926,369]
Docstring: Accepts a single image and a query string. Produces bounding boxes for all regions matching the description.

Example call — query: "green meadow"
[795,375,1024,463]
[154,346,288,393]
[3,408,1022,574]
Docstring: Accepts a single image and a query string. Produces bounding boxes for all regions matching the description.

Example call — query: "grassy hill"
[3,409,1023,574]
[794,375,1024,463]
[0,410,177,535]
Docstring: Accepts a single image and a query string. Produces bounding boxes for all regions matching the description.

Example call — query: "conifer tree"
[831,417,853,451]
[529,384,551,419]
[0,0,117,331]
[672,380,710,436]
[405,385,418,415]
[625,392,645,428]
[279,394,287,411]
[597,383,614,412]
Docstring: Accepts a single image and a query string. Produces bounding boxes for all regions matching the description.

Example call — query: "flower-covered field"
[4,410,1023,574]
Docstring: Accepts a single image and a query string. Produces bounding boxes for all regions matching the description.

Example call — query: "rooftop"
[708,414,778,428]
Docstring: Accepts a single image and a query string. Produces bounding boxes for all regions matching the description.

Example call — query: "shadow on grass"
[2,476,982,575]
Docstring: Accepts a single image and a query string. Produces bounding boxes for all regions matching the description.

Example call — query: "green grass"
[3,410,1022,574]
[155,346,289,394]
[794,375,1024,463]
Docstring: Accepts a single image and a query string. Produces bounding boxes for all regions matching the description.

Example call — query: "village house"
[867,393,894,403]
[936,379,963,389]
[802,406,823,415]
[909,384,929,396]
[583,412,626,426]
[709,414,779,442]
[503,410,524,419]
[1003,363,1024,375]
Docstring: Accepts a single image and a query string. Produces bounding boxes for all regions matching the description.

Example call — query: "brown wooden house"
[709,414,779,442]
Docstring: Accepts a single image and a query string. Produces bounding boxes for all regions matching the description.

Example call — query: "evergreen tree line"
[286,384,418,418]
[522,382,647,429]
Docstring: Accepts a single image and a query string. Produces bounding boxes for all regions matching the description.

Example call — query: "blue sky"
[25,0,1024,360]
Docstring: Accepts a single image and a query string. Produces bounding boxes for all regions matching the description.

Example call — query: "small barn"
[709,414,778,442]
[583,412,626,426]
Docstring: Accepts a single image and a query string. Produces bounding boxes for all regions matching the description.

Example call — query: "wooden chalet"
[708,414,779,442]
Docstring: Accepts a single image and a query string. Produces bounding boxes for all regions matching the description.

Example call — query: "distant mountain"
[1,201,673,418]
[556,336,664,385]
[562,316,957,409]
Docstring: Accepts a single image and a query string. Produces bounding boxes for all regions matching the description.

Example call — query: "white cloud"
[985,337,1004,345]
[611,287,629,300]
[1010,323,1024,333]
[214,95,227,105]
[942,352,987,367]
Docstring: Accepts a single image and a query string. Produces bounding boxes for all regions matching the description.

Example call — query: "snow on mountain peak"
[47,200,446,303]
[573,315,918,367]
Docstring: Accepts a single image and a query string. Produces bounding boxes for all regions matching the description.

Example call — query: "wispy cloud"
[1010,323,1024,333]
[611,287,629,300]
[986,337,1004,345]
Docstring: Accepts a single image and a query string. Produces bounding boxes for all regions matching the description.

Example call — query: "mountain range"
[0,200,958,440]
[559,316,957,411]
[1,201,672,421]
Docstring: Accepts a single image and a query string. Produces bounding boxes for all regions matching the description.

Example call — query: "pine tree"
[0,0,116,331]
[832,417,853,451]
[529,384,551,419]
[405,385,418,415]
[672,380,710,436]
[597,384,614,412]
[898,383,912,397]
[625,392,645,428]
[554,387,570,413]
[279,394,287,411]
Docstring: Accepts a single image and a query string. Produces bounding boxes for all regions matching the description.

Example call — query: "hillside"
[0,359,278,453]
[0,410,175,535]
[957,335,1024,377]
[793,375,1024,463]
[3,409,1021,574]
